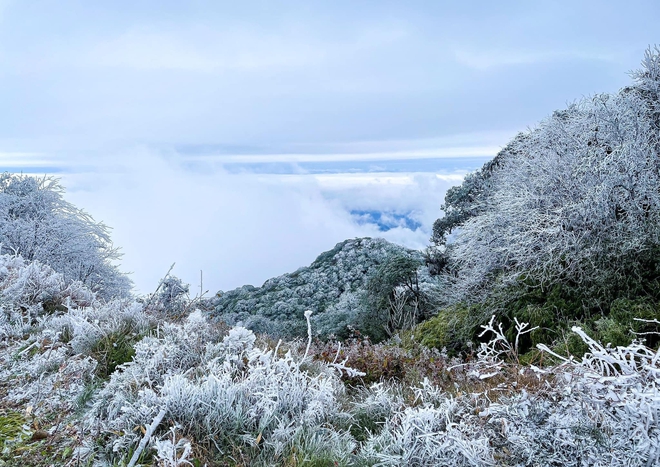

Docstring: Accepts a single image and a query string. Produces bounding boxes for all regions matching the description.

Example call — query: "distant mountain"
[210,237,433,340]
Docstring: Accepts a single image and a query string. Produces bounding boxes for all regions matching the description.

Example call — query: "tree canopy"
[0,173,131,299]
[426,47,660,353]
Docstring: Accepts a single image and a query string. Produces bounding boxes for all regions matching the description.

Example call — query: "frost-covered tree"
[362,252,432,340]
[436,48,660,308]
[419,47,660,354]
[213,238,433,341]
[0,173,131,298]
[427,142,516,274]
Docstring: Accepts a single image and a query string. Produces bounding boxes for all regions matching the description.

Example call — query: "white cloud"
[61,149,460,295]
[83,21,408,73]
[88,28,315,72]
[453,48,617,70]
[0,152,51,167]
[187,146,500,164]
[261,172,464,188]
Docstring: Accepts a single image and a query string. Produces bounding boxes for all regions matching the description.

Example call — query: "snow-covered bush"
[0,173,131,299]
[85,311,357,465]
[422,47,660,356]
[0,298,153,418]
[0,252,150,427]
[153,426,194,467]
[147,274,192,318]
[0,254,95,338]
[448,74,660,303]
[360,390,493,466]
[0,254,658,467]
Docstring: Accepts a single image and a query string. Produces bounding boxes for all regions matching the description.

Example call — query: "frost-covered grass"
[1,253,659,466]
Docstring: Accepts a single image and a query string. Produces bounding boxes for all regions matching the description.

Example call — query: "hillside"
[211,237,434,340]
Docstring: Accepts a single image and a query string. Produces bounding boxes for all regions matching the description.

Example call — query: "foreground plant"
[1,250,659,466]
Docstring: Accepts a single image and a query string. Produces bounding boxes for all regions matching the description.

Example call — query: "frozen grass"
[0,253,659,466]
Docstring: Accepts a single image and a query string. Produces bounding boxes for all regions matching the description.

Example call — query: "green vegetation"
[0,411,26,446]
[90,328,139,379]
[212,238,435,342]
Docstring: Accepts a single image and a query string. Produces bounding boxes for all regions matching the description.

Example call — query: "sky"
[0,0,658,294]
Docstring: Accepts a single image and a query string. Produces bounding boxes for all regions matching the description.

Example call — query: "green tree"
[361,253,428,341]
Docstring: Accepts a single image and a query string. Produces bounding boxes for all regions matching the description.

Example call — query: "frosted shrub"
[85,311,357,465]
[42,299,150,354]
[0,252,154,421]
[534,327,660,465]
[3,253,659,466]
[147,275,192,318]
[0,298,154,418]
[347,383,404,444]
[0,173,131,299]
[0,254,95,337]
[1,345,98,415]
[360,382,493,466]
[153,426,194,467]
[356,317,660,467]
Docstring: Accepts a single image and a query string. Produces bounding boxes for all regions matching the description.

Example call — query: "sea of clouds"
[54,148,480,295]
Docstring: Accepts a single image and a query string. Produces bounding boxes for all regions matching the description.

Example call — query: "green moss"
[414,311,450,350]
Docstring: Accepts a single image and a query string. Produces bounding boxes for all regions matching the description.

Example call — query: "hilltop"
[211,237,435,340]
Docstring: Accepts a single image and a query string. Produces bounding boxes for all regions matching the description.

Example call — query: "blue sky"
[0,1,657,293]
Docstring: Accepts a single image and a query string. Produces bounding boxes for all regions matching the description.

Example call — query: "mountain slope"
[211,237,432,339]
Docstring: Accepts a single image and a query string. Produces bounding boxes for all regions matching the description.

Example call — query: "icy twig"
[126,407,167,467]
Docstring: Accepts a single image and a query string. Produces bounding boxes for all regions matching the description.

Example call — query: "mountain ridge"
[211,237,432,339]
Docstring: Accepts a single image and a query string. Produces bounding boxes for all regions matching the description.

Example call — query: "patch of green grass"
[0,411,26,445]
[75,380,103,413]
[349,407,387,442]
[90,324,145,380]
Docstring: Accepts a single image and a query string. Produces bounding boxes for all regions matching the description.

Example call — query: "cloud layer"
[61,150,457,295]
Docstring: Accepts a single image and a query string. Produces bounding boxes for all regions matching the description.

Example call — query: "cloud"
[0,152,51,167]
[61,149,459,295]
[453,48,617,70]
[184,146,500,164]
[88,28,314,72]
[83,21,408,74]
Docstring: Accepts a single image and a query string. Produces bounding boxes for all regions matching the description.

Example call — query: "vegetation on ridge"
[211,237,435,342]
[423,46,660,358]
